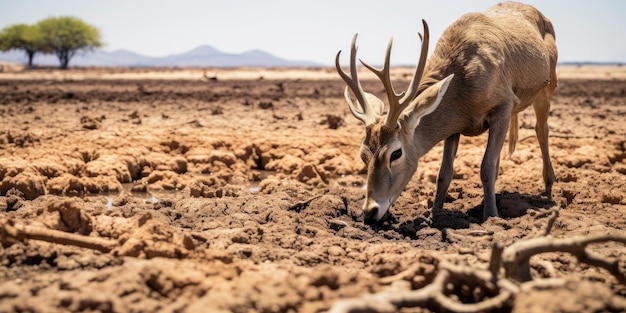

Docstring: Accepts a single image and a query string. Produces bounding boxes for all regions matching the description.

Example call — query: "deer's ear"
[363,92,385,117]
[401,74,454,131]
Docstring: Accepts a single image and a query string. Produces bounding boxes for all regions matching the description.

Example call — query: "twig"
[1,218,117,253]
[520,134,598,141]
[489,242,504,277]
[288,195,323,213]
[533,207,560,237]
[542,208,559,236]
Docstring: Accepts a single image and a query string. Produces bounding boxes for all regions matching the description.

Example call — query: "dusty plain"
[1,65,625,312]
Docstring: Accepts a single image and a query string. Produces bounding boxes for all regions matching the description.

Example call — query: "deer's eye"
[390,148,402,162]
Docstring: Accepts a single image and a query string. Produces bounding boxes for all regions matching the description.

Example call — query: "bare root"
[330,208,626,312]
[330,262,518,313]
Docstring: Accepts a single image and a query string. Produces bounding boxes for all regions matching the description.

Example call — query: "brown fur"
[338,2,558,222]
[417,2,557,147]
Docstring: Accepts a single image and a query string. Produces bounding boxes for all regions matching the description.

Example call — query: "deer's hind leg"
[533,89,556,198]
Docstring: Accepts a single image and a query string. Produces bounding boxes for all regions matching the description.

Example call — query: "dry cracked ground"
[0,66,625,312]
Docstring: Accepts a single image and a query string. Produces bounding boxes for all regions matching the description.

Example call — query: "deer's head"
[336,20,453,224]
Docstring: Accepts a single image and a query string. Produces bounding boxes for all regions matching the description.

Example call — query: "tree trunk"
[26,50,36,67]
[60,56,69,69]
[56,50,72,70]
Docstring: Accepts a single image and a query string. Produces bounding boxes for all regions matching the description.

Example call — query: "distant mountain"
[0,45,319,68]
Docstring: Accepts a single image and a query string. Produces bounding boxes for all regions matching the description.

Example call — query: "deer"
[335,2,557,224]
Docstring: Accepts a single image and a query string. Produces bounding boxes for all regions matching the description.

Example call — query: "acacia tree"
[0,24,45,67]
[37,16,102,69]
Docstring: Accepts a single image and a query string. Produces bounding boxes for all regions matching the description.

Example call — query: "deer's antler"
[335,34,384,126]
[360,19,430,129]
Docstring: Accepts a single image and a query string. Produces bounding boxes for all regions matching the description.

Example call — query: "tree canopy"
[0,23,45,66]
[37,17,102,69]
[0,16,102,69]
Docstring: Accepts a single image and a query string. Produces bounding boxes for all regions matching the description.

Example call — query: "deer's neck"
[413,110,456,158]
[412,78,465,158]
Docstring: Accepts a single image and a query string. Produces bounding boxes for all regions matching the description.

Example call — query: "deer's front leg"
[433,133,460,211]
[481,105,512,219]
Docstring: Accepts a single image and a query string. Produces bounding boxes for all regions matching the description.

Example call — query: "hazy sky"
[1,0,625,65]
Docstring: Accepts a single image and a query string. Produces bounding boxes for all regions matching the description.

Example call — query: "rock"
[296,163,328,185]
[84,155,132,183]
[266,155,305,174]
[1,168,46,200]
[45,198,93,235]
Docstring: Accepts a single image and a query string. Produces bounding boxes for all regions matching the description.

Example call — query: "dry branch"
[1,218,117,253]
[501,233,626,283]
